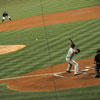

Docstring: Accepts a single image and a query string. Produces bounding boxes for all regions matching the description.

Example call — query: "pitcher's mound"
[0,45,26,55]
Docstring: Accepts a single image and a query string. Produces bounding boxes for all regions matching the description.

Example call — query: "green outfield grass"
[0,84,100,100]
[0,0,100,20]
[0,18,100,78]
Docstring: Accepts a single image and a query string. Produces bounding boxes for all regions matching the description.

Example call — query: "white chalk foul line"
[0,65,95,81]
[0,71,66,81]
[53,73,65,78]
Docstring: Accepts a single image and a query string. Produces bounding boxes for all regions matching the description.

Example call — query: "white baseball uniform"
[66,47,78,75]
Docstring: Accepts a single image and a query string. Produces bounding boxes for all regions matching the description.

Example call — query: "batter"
[66,43,80,76]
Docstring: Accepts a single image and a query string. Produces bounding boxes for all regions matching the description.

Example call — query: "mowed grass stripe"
[41,0,100,14]
[47,19,100,61]
[75,27,100,58]
[0,19,100,78]
[0,36,53,77]
[0,21,94,75]
[46,18,99,41]
[45,19,100,61]
[0,44,51,77]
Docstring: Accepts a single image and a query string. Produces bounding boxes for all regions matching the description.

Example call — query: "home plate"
[85,66,91,69]
[86,66,94,69]
[81,69,89,72]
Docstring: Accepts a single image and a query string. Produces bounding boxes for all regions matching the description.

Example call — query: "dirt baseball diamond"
[0,58,100,92]
[0,5,100,91]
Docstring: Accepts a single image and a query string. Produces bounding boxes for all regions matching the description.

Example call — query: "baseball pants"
[66,58,78,75]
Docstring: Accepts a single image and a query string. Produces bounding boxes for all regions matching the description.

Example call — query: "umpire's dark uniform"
[94,49,100,78]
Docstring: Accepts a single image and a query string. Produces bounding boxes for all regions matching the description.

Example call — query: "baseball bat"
[69,38,75,45]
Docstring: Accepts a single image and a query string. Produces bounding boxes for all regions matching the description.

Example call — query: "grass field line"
[0,65,95,81]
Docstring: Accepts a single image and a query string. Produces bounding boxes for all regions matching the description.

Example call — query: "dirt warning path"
[0,5,100,32]
[0,58,100,92]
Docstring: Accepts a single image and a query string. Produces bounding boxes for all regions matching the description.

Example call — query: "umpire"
[94,49,100,78]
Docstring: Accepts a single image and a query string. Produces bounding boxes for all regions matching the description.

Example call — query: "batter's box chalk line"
[53,65,95,78]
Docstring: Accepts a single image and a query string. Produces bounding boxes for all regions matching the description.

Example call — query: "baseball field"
[0,0,100,100]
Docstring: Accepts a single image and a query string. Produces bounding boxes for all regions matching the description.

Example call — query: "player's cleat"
[74,73,79,76]
[66,70,71,73]
[9,18,12,21]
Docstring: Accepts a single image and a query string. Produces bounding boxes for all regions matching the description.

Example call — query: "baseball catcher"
[2,11,12,22]
[65,39,80,76]
[94,49,100,78]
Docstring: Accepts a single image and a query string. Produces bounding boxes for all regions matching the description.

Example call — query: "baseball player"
[94,49,100,78]
[66,39,80,76]
[2,11,12,22]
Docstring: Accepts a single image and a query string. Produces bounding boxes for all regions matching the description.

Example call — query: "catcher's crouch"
[66,39,80,76]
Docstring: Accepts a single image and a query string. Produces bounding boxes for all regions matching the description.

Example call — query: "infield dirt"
[0,58,100,92]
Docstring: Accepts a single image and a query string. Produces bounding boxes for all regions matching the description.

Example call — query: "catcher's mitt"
[75,48,80,54]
